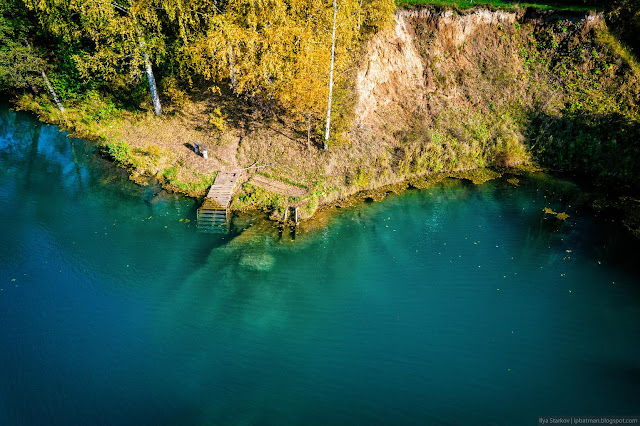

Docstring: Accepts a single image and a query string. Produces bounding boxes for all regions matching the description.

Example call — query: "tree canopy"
[3,0,637,143]
[1,0,394,141]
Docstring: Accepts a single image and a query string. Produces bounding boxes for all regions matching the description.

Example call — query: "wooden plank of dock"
[204,171,239,209]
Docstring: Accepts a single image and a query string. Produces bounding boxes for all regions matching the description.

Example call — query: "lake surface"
[1,102,639,425]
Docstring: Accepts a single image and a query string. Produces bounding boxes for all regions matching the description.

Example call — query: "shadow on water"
[524,109,640,264]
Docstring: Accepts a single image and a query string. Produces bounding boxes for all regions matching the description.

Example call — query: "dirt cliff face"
[353,10,428,137]
[355,8,515,135]
[354,8,521,135]
[350,6,636,177]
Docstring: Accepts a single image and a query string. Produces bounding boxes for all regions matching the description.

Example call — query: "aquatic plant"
[544,207,570,220]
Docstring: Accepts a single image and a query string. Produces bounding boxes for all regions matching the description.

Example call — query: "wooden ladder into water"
[197,171,239,233]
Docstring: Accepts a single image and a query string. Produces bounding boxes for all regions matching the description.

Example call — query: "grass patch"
[162,167,216,196]
[257,171,308,190]
[234,183,293,216]
[107,141,136,167]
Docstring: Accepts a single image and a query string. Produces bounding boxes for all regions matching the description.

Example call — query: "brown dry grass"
[106,97,240,173]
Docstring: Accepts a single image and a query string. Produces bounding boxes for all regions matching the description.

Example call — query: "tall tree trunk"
[306,113,312,151]
[139,39,162,116]
[41,70,65,114]
[26,41,64,114]
[323,0,337,151]
[115,7,162,116]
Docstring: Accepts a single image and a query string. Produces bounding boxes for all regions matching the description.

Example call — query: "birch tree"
[137,29,162,115]
[162,0,393,137]
[24,0,165,115]
[41,70,65,113]
[323,0,338,150]
[321,0,393,148]
[16,0,394,127]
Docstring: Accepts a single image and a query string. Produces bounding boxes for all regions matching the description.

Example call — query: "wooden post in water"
[283,207,289,222]
[295,207,299,225]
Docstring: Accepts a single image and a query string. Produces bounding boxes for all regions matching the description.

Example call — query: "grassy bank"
[15,91,222,197]
[10,5,640,236]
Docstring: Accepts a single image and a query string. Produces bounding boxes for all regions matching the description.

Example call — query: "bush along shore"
[2,2,640,235]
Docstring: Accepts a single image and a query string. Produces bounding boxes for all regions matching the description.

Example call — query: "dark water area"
[1,101,639,425]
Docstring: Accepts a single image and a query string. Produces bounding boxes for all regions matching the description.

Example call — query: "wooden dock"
[197,171,240,232]
[206,171,239,208]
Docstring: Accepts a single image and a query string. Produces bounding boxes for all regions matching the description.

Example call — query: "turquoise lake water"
[1,102,640,425]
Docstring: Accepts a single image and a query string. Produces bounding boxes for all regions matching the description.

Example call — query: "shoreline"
[4,3,639,235]
[6,96,532,222]
[7,98,639,240]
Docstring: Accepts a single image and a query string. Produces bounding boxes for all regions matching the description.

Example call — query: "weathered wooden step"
[198,170,241,232]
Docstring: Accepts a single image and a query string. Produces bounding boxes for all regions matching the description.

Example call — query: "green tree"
[0,1,44,91]
[1,1,66,112]
[24,0,166,115]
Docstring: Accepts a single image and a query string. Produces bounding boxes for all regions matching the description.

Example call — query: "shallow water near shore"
[1,102,640,425]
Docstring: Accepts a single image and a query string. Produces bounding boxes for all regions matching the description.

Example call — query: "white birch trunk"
[41,70,65,114]
[307,113,312,151]
[323,0,338,150]
[139,39,162,116]
[27,40,64,114]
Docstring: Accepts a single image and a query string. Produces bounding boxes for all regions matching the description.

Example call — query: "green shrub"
[163,166,178,182]
[107,141,136,166]
[492,136,530,167]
